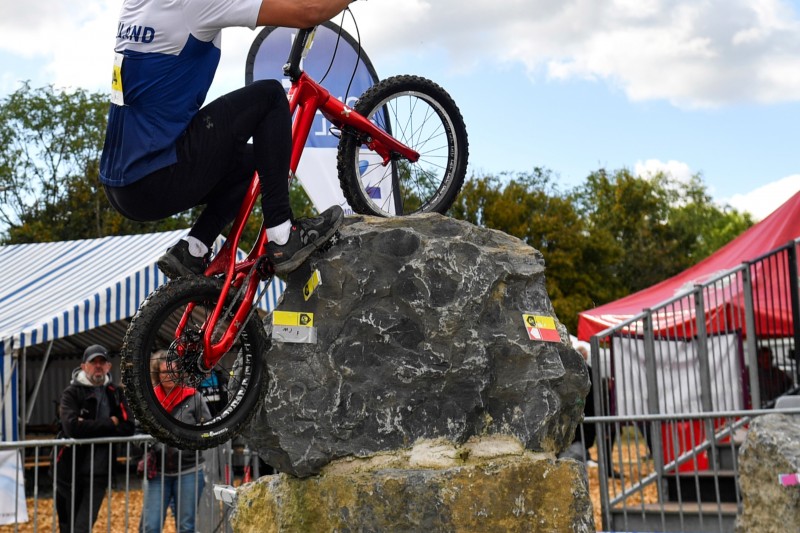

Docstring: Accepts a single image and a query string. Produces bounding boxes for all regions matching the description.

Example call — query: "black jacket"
[56,368,135,478]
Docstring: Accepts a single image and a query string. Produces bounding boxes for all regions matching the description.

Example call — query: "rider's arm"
[257,0,354,28]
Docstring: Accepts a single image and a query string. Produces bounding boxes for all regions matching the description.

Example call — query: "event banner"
[245,22,380,214]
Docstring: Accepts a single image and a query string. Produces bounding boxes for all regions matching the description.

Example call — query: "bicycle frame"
[176,25,421,370]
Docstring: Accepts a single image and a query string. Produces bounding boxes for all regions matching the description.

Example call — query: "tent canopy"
[578,190,800,341]
[0,231,284,440]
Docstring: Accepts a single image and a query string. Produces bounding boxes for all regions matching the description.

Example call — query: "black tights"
[104,80,293,246]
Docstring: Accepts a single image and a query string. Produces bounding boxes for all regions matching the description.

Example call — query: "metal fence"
[0,435,258,532]
[587,239,800,532]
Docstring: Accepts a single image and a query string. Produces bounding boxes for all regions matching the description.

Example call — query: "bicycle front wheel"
[121,276,268,450]
[337,75,469,217]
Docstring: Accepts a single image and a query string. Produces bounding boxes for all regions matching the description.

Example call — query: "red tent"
[577,190,800,341]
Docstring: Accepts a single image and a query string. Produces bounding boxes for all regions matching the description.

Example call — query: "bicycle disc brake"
[166,329,206,388]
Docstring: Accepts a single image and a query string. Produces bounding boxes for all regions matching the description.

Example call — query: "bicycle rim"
[122,277,267,449]
[356,91,459,216]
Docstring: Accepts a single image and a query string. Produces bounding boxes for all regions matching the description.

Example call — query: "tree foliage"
[0,83,191,244]
[451,168,754,334]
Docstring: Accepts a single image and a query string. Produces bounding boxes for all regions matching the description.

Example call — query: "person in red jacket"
[55,344,135,533]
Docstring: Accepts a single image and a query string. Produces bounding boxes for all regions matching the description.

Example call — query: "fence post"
[742,265,760,408]
[694,288,714,414]
[787,242,800,384]
[643,312,665,502]
[693,285,719,475]
[591,335,612,532]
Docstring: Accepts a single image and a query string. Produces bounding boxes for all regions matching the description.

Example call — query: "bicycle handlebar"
[283,1,360,80]
[283,27,316,81]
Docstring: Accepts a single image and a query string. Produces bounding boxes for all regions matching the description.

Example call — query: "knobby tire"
[337,75,469,217]
[121,276,268,450]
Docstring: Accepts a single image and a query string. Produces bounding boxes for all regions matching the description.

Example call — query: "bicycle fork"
[175,174,271,372]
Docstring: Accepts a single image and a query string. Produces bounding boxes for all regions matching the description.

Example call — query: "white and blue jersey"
[100,0,262,187]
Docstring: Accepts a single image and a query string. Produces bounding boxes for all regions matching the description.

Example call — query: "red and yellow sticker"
[522,314,561,342]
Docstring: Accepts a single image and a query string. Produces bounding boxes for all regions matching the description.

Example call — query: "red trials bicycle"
[120,20,469,450]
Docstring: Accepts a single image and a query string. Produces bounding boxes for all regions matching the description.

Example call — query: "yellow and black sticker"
[111,52,125,106]
[522,313,561,342]
[303,269,322,301]
[273,310,314,328]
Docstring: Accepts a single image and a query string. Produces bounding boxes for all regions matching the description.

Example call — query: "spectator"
[56,344,135,533]
[140,351,212,533]
[757,346,793,403]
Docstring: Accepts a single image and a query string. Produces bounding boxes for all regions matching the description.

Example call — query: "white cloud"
[633,160,800,222]
[2,0,800,107]
[354,0,800,108]
[634,159,694,183]
[727,174,800,220]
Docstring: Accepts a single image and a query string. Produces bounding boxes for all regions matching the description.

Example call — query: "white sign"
[0,450,28,525]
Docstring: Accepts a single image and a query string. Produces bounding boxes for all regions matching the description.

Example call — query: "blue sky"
[1,0,798,220]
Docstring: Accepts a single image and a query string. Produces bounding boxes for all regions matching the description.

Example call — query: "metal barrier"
[0,435,258,532]
[588,239,800,531]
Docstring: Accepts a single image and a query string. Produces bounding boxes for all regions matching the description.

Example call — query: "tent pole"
[19,347,25,441]
[1,357,17,435]
[26,341,53,425]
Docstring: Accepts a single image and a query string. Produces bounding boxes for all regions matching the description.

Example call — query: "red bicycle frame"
[175,26,420,370]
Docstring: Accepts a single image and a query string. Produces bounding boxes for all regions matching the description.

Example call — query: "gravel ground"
[0,489,178,533]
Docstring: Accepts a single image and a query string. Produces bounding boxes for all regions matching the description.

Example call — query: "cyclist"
[99,0,352,277]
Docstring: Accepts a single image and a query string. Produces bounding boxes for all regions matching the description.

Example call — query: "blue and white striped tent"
[0,231,284,441]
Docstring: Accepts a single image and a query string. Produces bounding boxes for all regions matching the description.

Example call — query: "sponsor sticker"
[522,313,561,343]
[111,52,125,106]
[303,269,322,301]
[272,311,317,344]
[273,311,314,327]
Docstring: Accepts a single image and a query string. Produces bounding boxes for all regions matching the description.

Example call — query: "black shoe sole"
[157,253,199,279]
[272,211,345,275]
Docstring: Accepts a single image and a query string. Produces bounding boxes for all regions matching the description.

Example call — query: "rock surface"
[736,413,800,532]
[232,436,595,532]
[244,214,589,477]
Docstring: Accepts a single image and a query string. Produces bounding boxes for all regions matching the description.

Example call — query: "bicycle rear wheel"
[337,75,469,217]
[121,276,268,450]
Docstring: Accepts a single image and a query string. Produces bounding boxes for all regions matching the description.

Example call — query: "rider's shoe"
[157,240,209,278]
[266,205,344,275]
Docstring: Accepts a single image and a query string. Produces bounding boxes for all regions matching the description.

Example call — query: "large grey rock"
[244,214,589,477]
[736,413,800,532]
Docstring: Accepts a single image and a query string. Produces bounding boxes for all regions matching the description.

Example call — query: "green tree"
[452,167,753,334]
[451,169,595,333]
[663,173,753,261]
[571,168,754,298]
[0,83,191,244]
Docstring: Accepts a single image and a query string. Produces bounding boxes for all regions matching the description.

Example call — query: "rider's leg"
[214,79,294,229]
[201,79,344,275]
[105,79,342,277]
[104,84,281,277]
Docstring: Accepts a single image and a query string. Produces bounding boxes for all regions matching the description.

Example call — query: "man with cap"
[55,344,135,533]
